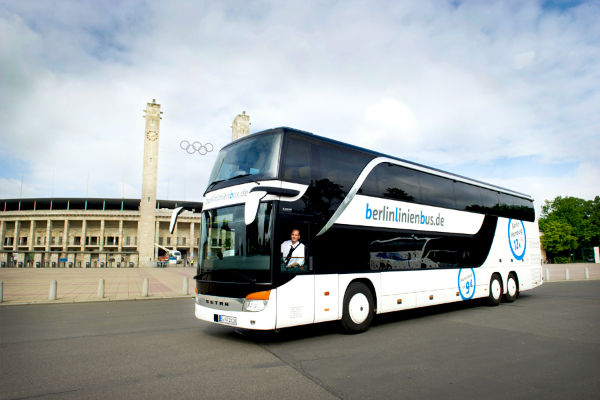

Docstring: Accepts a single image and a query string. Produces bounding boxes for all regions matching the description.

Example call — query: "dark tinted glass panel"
[454,182,482,212]
[313,143,371,193]
[282,135,373,223]
[480,189,499,213]
[419,173,456,208]
[282,136,312,185]
[313,215,498,273]
[383,165,421,202]
[361,163,421,203]
[514,197,535,221]
[359,164,380,196]
[496,193,535,221]
[497,193,515,218]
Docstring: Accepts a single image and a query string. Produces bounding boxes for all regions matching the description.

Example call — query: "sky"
[1,0,598,218]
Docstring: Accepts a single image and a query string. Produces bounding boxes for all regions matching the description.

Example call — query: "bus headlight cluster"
[243,290,271,312]
[243,299,268,312]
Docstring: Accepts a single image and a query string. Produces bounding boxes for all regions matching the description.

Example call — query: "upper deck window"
[207,133,282,189]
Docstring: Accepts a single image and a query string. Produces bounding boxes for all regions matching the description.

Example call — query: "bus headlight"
[243,290,271,312]
[243,299,268,312]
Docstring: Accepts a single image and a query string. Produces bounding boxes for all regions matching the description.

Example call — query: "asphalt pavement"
[1,281,598,400]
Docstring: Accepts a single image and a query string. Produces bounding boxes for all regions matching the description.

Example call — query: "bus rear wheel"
[341,282,374,334]
[504,273,518,303]
[487,274,503,306]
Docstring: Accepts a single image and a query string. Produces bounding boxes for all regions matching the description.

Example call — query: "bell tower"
[231,111,250,141]
[138,99,162,266]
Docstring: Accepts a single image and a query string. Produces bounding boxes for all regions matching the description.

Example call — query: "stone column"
[100,220,105,252]
[173,220,178,249]
[189,222,195,259]
[118,219,123,252]
[28,221,35,251]
[15,252,25,267]
[155,220,160,258]
[138,99,162,267]
[81,219,87,252]
[99,253,107,268]
[13,220,20,251]
[34,253,42,268]
[0,220,5,251]
[67,252,75,268]
[83,253,91,268]
[50,252,59,267]
[62,220,69,251]
[45,220,52,252]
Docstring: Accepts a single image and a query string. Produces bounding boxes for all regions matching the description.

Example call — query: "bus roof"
[225,127,533,201]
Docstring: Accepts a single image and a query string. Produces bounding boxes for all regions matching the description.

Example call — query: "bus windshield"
[207,133,282,188]
[199,203,274,283]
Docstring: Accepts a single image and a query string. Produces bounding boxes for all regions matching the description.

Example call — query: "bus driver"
[281,229,305,270]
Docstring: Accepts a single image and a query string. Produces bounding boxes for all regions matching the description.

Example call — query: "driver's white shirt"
[280,240,305,267]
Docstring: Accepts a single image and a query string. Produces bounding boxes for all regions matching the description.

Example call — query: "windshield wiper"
[206,174,254,192]
[206,179,225,191]
[228,173,253,181]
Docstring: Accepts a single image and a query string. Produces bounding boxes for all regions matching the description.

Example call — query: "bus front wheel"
[341,282,374,333]
[487,274,503,306]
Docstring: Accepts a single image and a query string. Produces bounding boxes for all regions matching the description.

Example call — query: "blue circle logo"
[508,219,526,260]
[458,268,476,300]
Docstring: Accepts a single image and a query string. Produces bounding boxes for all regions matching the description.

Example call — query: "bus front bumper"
[194,292,277,330]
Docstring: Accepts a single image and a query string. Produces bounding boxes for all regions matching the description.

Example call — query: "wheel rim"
[507,277,517,297]
[491,279,502,300]
[348,293,370,324]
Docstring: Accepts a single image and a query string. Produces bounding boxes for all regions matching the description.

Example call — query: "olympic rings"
[180,140,214,155]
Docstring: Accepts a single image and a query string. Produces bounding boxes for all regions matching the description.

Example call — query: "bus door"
[275,214,314,328]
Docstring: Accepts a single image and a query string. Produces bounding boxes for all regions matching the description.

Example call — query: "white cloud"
[514,51,536,69]
[364,98,419,136]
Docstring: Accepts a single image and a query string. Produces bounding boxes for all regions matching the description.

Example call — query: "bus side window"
[283,136,312,184]
[278,218,311,274]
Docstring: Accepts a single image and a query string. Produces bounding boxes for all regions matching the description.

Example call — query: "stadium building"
[0,101,250,268]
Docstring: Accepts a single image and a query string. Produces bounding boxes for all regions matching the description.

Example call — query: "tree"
[538,195,600,262]
[540,220,577,258]
[587,196,600,247]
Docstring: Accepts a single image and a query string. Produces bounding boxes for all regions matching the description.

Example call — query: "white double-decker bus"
[174,127,542,333]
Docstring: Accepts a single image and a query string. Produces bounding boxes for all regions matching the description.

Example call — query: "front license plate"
[218,315,237,325]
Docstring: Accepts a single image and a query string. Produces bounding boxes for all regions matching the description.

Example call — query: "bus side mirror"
[245,190,267,225]
[170,206,184,234]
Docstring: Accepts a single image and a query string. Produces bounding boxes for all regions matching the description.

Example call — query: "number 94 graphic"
[458,268,476,300]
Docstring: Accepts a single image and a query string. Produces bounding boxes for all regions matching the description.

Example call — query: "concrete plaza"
[0,267,196,305]
[0,263,598,305]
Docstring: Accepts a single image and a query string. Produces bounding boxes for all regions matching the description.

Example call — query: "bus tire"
[487,274,502,306]
[504,273,518,303]
[341,282,374,334]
